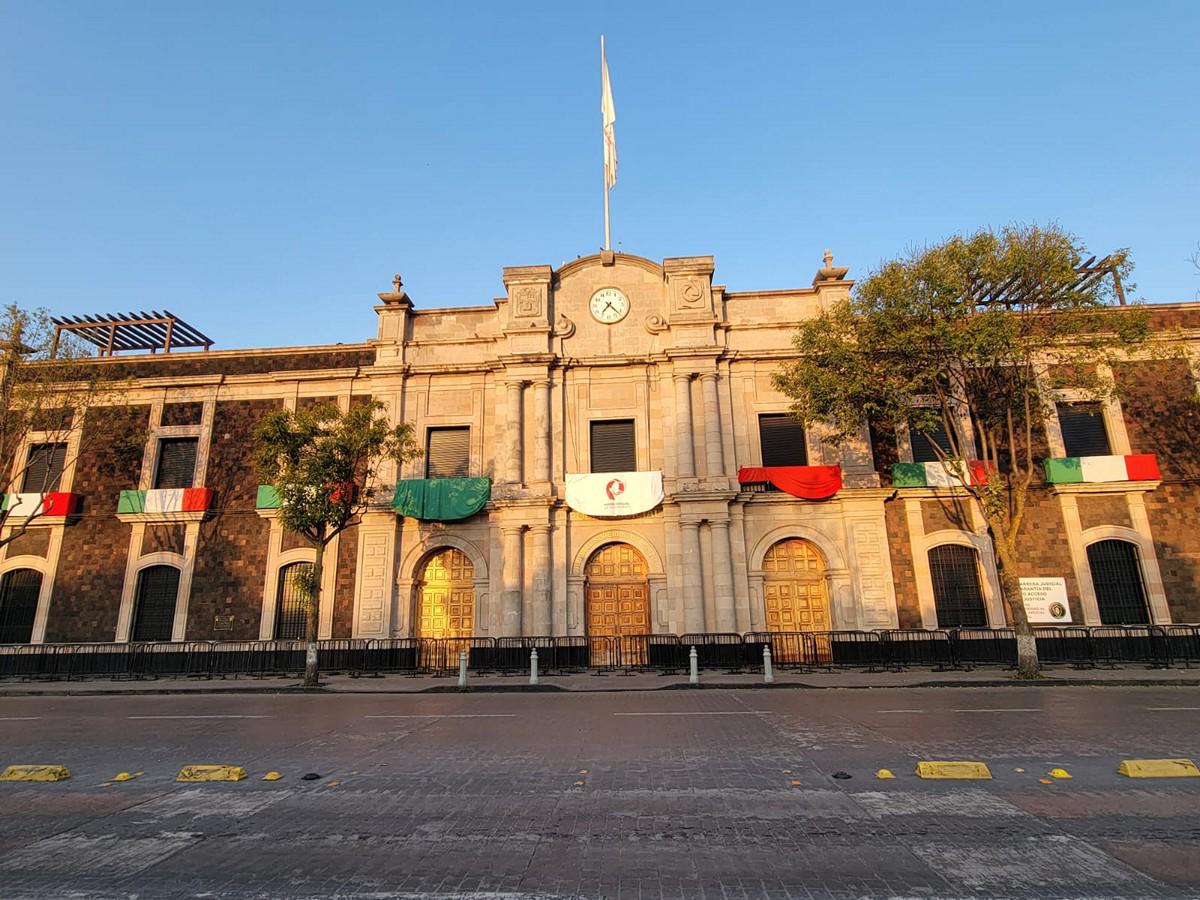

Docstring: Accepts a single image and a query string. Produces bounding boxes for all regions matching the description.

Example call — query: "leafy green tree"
[774,225,1148,677]
[254,401,418,686]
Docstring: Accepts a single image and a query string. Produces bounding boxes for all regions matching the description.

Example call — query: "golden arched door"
[416,548,475,638]
[762,539,829,633]
[585,543,650,637]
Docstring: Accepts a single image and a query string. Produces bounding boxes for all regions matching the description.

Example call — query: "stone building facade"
[1,250,1198,645]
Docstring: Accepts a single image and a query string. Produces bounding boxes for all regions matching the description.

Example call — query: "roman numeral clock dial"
[589,287,630,324]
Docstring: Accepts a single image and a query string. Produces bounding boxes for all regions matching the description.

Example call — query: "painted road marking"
[1147,707,1200,711]
[953,708,1040,713]
[127,715,274,720]
[364,714,517,719]
[0,717,41,721]
[612,711,773,717]
[877,709,924,713]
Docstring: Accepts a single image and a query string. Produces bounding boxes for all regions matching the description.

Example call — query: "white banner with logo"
[565,471,663,518]
[1020,577,1073,623]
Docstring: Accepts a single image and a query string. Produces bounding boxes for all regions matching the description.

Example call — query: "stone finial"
[813,248,850,285]
[823,249,833,268]
[378,272,411,306]
[393,273,403,292]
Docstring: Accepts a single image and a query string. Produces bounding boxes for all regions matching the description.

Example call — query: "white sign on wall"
[1019,577,1072,624]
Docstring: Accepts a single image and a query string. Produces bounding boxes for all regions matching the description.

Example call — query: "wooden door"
[762,539,829,662]
[585,543,650,665]
[417,548,475,639]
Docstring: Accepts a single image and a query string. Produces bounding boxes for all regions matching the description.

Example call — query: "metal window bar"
[928,545,989,628]
[274,563,313,640]
[131,566,180,642]
[1087,540,1151,625]
[154,438,198,490]
[0,569,41,644]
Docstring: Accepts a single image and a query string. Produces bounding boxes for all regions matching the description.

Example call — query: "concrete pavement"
[1,685,1198,898]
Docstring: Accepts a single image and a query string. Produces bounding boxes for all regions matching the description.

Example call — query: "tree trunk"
[994,543,1040,678]
[304,546,324,688]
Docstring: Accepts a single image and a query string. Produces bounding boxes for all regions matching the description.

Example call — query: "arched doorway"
[928,544,989,628]
[0,568,42,644]
[585,543,650,665]
[131,565,180,642]
[415,548,475,638]
[274,562,314,640]
[1088,539,1150,625]
[762,539,830,633]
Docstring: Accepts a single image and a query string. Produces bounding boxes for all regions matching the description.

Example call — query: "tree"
[254,401,419,686]
[0,304,135,547]
[774,225,1149,677]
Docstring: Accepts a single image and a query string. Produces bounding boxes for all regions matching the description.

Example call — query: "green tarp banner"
[392,477,491,522]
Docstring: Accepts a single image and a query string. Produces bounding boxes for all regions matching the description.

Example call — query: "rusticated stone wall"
[47,405,150,642]
[333,525,358,639]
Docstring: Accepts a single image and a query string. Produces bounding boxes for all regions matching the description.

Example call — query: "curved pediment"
[554,252,663,283]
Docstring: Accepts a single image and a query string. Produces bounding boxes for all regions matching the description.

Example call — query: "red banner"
[737,466,843,500]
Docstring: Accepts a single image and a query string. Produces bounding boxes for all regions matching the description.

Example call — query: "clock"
[589,287,630,324]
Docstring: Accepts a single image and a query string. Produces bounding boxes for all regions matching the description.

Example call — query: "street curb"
[0,677,1197,696]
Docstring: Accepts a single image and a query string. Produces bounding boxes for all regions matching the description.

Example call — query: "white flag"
[601,39,617,190]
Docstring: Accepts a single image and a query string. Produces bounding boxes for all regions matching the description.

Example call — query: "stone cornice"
[1048,480,1161,495]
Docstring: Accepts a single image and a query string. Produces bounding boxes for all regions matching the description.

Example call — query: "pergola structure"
[50,311,213,357]
[968,254,1128,308]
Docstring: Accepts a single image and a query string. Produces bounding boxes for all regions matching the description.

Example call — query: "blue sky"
[1,1,1197,349]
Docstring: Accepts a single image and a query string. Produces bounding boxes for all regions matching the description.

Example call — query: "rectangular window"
[22,442,67,492]
[910,418,952,463]
[1057,403,1111,457]
[758,414,808,467]
[590,419,636,473]
[154,438,198,489]
[425,427,470,478]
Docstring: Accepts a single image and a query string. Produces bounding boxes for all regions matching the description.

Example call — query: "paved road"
[1,686,1198,899]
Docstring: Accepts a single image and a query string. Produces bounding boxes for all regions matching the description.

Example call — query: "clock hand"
[604,302,615,314]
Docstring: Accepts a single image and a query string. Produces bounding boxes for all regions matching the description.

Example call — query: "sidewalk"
[1,665,1197,695]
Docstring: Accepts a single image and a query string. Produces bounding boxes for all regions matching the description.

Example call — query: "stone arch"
[400,534,490,585]
[570,529,666,578]
[396,535,490,638]
[1081,527,1167,624]
[555,253,663,282]
[748,524,846,574]
[0,563,46,644]
[913,530,1004,629]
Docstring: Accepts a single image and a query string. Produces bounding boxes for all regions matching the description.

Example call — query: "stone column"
[529,524,552,634]
[673,373,695,478]
[680,520,704,632]
[532,378,551,484]
[699,372,724,478]
[501,525,524,636]
[710,520,736,632]
[506,381,524,484]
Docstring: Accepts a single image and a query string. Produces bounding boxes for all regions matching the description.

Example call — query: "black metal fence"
[1,625,1197,681]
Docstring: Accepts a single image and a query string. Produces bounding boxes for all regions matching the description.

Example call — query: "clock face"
[589,287,630,324]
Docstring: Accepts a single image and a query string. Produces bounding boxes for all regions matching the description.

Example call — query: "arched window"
[1087,540,1150,625]
[131,565,180,642]
[928,544,988,628]
[0,569,42,644]
[275,562,314,640]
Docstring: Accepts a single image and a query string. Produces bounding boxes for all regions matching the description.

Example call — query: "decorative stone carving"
[643,314,668,334]
[679,278,704,307]
[553,313,575,338]
[514,286,542,318]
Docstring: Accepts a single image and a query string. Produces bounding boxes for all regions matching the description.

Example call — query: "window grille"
[1087,539,1150,624]
[0,569,41,643]
[911,418,952,463]
[590,419,636,473]
[928,544,988,627]
[154,438,198,489]
[131,565,180,642]
[22,443,67,493]
[425,427,470,478]
[274,562,314,640]
[758,414,808,467]
[1057,403,1111,457]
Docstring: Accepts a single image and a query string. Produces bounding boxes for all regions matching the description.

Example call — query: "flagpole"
[601,34,611,251]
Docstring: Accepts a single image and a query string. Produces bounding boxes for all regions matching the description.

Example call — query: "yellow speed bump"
[875,769,895,780]
[1048,768,1072,780]
[262,771,282,781]
[176,765,247,783]
[113,771,143,782]
[1118,758,1200,779]
[915,761,992,780]
[0,764,71,782]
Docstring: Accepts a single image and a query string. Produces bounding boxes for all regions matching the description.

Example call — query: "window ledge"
[1048,480,1161,495]
[117,510,207,524]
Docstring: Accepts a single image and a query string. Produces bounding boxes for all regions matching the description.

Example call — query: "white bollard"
[530,647,540,685]
[763,644,775,684]
[689,645,699,685]
[457,649,468,688]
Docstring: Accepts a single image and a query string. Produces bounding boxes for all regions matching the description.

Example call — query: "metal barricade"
[809,631,887,670]
[547,636,590,671]
[586,636,618,670]
[363,638,419,674]
[130,641,202,678]
[1034,626,1092,667]
[1090,625,1163,667]
[1161,624,1200,667]
[883,630,955,669]
[949,628,1016,667]
[318,639,368,675]
[210,641,263,678]
[679,633,746,671]
[418,637,495,673]
[744,631,810,668]
[0,644,45,679]
[64,643,135,680]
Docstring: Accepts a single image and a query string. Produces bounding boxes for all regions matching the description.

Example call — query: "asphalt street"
[1,686,1198,899]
